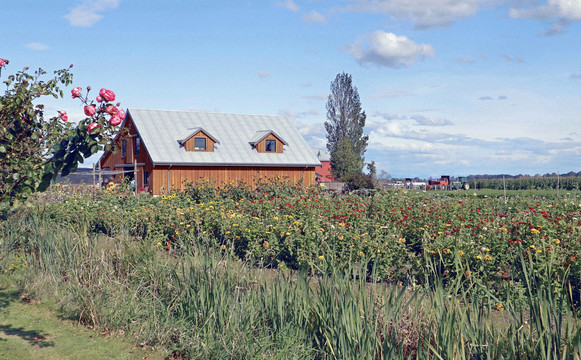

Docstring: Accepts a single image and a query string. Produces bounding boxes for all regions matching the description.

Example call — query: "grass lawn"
[0,274,165,360]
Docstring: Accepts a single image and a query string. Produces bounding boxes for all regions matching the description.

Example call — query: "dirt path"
[0,276,165,360]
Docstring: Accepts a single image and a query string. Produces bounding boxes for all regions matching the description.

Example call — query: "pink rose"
[96,95,103,103]
[117,109,126,121]
[0,58,6,66]
[84,104,96,117]
[87,122,101,134]
[109,115,122,126]
[71,87,82,99]
[58,110,68,122]
[99,88,115,102]
[105,105,118,115]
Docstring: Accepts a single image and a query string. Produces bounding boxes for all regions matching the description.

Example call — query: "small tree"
[0,58,123,211]
[367,161,377,186]
[325,72,369,181]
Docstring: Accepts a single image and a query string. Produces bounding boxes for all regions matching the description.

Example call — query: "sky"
[2,0,581,179]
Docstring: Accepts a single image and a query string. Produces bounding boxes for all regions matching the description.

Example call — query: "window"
[135,137,141,157]
[265,139,276,152]
[144,171,149,185]
[122,139,127,158]
[194,137,206,151]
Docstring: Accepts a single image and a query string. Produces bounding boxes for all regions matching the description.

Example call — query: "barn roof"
[125,109,320,167]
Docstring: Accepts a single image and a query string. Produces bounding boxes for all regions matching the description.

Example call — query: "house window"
[144,171,149,185]
[194,137,206,151]
[122,139,127,158]
[135,137,141,157]
[265,139,276,152]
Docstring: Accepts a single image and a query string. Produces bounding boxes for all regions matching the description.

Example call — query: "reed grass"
[1,213,579,359]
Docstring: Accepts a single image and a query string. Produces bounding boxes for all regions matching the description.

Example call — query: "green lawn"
[0,274,165,360]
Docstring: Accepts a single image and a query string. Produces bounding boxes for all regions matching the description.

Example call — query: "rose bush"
[0,58,124,211]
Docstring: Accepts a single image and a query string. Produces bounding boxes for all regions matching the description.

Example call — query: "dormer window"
[194,137,206,151]
[249,130,288,153]
[177,127,219,152]
[265,139,276,152]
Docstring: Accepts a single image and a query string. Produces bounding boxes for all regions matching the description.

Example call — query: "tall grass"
[1,213,579,359]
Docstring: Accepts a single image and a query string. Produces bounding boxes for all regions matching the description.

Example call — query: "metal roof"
[317,149,331,162]
[127,109,321,167]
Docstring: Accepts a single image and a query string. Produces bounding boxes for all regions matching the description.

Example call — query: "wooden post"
[98,160,102,192]
[134,159,137,197]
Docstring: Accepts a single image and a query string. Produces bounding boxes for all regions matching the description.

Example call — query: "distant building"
[315,150,336,183]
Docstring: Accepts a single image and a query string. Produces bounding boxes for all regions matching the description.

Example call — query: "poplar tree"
[324,72,369,181]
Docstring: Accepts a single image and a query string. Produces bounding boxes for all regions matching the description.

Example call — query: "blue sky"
[2,0,581,179]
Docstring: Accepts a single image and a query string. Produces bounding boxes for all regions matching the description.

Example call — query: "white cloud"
[510,0,581,35]
[303,10,327,23]
[509,0,581,21]
[65,0,121,28]
[411,115,454,126]
[277,0,300,12]
[344,0,490,28]
[279,108,319,119]
[345,31,435,68]
[25,42,50,51]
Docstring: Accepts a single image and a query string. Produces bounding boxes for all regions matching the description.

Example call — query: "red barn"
[315,150,336,183]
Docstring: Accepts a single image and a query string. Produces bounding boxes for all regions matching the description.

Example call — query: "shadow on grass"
[0,324,55,347]
[0,285,19,311]
[0,284,55,348]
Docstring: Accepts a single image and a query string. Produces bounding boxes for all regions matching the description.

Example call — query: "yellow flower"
[484,254,492,261]
[398,238,406,243]
[338,235,344,240]
[476,255,482,260]
[443,248,451,254]
[496,304,504,311]
[530,245,536,250]
[553,239,561,244]
[318,255,324,260]
[273,216,279,221]
[530,228,540,234]
[220,244,226,250]
[358,251,364,256]
[458,250,464,257]
[263,241,269,250]
[537,249,542,254]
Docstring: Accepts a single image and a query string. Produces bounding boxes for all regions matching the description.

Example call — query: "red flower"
[84,104,96,117]
[105,105,118,115]
[71,87,82,99]
[109,115,122,126]
[99,88,115,102]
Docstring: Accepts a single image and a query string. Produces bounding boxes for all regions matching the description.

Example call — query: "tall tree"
[324,72,368,181]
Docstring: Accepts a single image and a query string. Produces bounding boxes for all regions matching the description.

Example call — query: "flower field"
[42,181,581,303]
[2,181,580,358]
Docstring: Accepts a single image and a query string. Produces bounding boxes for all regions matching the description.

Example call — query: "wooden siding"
[151,166,316,195]
[255,134,284,153]
[100,114,152,189]
[184,130,215,152]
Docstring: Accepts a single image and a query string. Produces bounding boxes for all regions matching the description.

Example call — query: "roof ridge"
[128,108,289,118]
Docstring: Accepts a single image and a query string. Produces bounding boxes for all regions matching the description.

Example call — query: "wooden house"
[99,109,321,195]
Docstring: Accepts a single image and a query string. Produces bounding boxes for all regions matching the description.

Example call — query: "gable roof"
[176,127,220,145]
[248,130,288,146]
[125,109,320,167]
